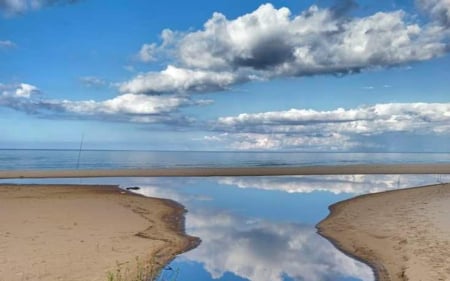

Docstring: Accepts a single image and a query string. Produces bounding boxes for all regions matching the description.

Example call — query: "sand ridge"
[0,184,199,281]
[0,164,450,179]
[317,183,450,281]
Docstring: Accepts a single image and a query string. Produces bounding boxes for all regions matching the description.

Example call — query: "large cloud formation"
[125,2,450,95]
[209,103,450,150]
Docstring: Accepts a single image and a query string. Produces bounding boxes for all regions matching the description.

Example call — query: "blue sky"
[0,0,449,151]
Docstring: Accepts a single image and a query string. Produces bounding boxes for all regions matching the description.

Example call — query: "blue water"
[1,150,449,281]
[0,149,449,170]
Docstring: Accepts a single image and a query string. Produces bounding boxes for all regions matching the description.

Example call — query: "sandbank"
[0,184,199,281]
[0,163,450,179]
[317,183,450,281]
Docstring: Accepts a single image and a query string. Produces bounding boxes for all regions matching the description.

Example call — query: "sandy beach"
[0,184,199,281]
[318,183,450,281]
[0,164,450,179]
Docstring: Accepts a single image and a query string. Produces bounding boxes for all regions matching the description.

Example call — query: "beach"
[317,183,450,281]
[0,184,199,281]
[1,167,450,281]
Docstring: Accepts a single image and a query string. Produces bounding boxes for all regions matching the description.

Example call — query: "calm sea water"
[0,149,449,170]
[1,150,449,281]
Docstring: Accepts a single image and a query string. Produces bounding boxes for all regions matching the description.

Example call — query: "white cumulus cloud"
[0,82,39,98]
[220,132,356,151]
[217,103,450,134]
[119,65,241,95]
[0,82,197,124]
[15,83,38,98]
[55,93,187,116]
[176,5,444,73]
[125,3,450,95]
[210,103,450,150]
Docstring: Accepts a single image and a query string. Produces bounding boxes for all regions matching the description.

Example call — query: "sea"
[1,149,449,281]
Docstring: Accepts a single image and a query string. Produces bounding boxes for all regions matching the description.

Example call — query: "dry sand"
[317,183,450,281]
[0,164,450,179]
[0,184,199,281]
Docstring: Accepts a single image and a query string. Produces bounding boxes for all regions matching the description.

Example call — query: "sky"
[0,0,449,151]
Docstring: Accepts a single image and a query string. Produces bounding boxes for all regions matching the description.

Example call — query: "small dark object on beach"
[126,186,141,191]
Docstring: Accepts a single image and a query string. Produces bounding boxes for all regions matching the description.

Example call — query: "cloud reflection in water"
[132,174,448,281]
[184,210,372,281]
[218,174,448,194]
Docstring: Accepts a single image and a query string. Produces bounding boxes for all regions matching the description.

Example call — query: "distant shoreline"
[0,164,450,179]
[317,183,450,281]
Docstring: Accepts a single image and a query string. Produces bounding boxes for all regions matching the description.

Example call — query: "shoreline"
[0,164,450,179]
[0,184,200,281]
[317,183,450,281]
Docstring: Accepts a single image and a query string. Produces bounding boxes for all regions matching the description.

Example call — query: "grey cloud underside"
[0,98,187,125]
[231,37,295,70]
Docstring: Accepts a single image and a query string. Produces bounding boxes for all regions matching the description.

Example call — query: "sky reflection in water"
[2,175,448,281]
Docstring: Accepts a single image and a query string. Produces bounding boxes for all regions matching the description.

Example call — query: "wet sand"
[317,183,450,281]
[0,163,450,179]
[0,184,199,281]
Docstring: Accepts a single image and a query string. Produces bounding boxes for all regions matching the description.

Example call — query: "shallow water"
[3,174,448,281]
